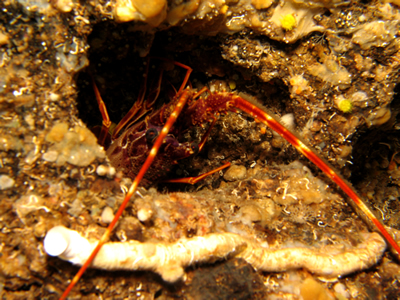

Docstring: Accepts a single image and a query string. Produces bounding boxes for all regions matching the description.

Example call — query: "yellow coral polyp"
[280,14,296,31]
[229,80,236,90]
[338,99,353,113]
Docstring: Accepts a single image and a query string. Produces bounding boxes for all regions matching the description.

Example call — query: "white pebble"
[108,166,116,177]
[101,206,115,224]
[137,208,153,222]
[0,174,15,190]
[49,93,60,101]
[96,165,108,176]
[334,282,350,299]
[97,165,116,177]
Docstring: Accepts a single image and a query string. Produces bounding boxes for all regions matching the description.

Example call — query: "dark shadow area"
[350,83,400,185]
[349,83,400,229]
[76,22,293,191]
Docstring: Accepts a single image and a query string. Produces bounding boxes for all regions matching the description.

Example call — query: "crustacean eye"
[146,128,159,144]
[190,142,199,155]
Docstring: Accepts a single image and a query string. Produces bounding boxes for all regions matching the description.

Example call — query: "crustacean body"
[104,92,199,185]
[91,60,229,186]
[45,60,400,299]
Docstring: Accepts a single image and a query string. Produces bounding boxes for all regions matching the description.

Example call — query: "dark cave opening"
[348,82,400,229]
[350,82,400,185]
[75,22,295,191]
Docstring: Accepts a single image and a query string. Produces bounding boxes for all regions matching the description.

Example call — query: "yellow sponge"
[281,14,296,31]
[338,99,353,113]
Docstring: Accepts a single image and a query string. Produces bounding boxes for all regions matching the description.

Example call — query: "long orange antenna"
[233,95,400,259]
[112,60,151,138]
[60,75,193,300]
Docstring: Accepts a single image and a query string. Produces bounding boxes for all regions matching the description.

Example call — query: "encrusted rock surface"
[1,0,400,298]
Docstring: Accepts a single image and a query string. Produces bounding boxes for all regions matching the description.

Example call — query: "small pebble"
[97,165,116,177]
[223,165,247,181]
[0,175,15,190]
[49,93,60,101]
[97,165,108,176]
[101,206,115,224]
[333,282,350,299]
[42,150,59,162]
[54,0,74,13]
[108,166,116,177]
[137,208,153,222]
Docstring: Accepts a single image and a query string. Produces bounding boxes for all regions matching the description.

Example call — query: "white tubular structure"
[44,226,386,282]
[44,226,93,265]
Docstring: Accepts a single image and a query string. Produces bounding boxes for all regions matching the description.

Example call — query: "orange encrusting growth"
[233,95,400,258]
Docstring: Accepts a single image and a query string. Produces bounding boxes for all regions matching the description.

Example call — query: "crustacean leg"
[90,58,162,146]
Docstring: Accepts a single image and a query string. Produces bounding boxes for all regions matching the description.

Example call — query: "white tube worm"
[44,226,387,282]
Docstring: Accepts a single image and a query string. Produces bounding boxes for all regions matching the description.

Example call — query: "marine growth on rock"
[1,0,400,298]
